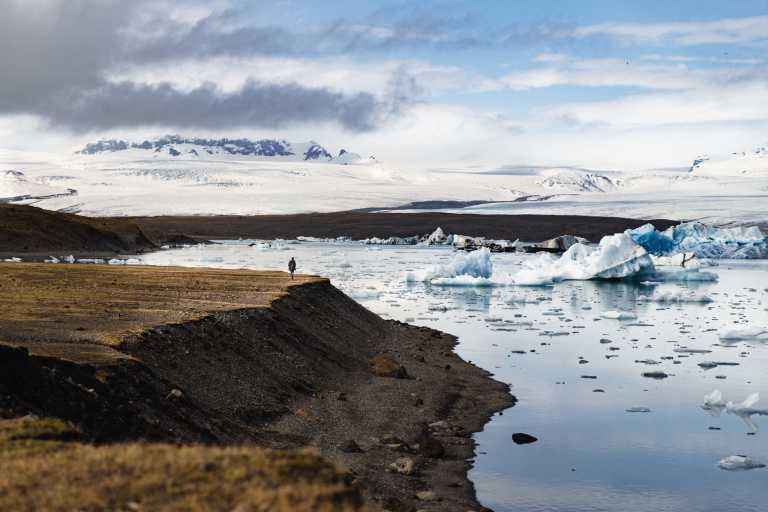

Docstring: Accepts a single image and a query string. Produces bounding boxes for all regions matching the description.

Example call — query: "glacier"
[628,222,768,259]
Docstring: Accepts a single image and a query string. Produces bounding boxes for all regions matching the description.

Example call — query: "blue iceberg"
[628,222,768,259]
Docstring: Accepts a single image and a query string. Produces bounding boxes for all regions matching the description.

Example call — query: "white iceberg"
[406,247,494,285]
[719,327,768,342]
[601,310,637,320]
[701,390,768,432]
[512,233,654,285]
[726,393,768,433]
[719,455,766,471]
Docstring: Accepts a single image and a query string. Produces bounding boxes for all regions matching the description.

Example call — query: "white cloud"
[498,58,762,91]
[545,81,768,127]
[576,16,768,46]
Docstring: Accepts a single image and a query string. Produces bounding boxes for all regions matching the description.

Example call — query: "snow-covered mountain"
[537,168,621,192]
[0,170,77,203]
[76,135,373,165]
[0,140,766,225]
[689,145,768,177]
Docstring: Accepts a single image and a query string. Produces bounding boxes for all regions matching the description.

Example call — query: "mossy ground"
[0,416,368,512]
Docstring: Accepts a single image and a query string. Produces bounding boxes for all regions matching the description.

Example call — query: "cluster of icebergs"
[404,219,767,287]
[406,232,677,286]
[629,222,768,259]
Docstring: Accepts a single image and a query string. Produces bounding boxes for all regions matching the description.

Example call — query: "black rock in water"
[512,433,538,445]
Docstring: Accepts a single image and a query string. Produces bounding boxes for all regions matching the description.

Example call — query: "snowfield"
[0,137,766,225]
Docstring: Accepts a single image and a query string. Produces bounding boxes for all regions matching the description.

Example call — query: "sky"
[1,0,767,169]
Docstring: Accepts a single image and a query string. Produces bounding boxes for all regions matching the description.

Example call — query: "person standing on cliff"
[288,257,297,279]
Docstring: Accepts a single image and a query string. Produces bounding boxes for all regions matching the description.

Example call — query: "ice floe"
[601,310,637,320]
[701,390,768,432]
[719,455,766,471]
[719,327,768,342]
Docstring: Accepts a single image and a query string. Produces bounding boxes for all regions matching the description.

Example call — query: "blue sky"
[1,0,767,169]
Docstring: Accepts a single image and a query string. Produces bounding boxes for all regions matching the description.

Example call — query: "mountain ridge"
[76,135,369,164]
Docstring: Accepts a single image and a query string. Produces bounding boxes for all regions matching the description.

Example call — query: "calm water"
[141,242,768,512]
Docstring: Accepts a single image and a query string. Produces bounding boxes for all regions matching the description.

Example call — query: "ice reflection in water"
[139,243,768,512]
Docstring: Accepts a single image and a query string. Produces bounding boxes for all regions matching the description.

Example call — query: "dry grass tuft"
[0,416,368,512]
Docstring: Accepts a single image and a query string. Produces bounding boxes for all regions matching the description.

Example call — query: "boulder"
[369,354,409,379]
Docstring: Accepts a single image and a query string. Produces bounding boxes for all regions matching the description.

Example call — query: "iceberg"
[406,247,494,285]
[629,222,768,259]
[512,233,654,285]
[408,232,659,287]
[719,455,766,471]
[628,223,677,256]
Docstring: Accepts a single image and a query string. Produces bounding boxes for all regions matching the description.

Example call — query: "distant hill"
[0,204,156,254]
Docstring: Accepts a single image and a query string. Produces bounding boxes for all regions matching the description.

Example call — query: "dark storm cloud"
[42,81,379,132]
[0,1,387,131]
[0,1,571,132]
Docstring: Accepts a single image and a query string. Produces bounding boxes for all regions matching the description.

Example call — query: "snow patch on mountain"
[537,168,621,192]
[690,145,768,177]
[0,170,77,203]
[76,135,369,164]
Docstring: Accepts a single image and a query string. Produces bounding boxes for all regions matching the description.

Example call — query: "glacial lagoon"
[141,242,768,512]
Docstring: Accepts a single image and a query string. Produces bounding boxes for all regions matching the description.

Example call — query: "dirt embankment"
[130,211,679,243]
[0,263,513,512]
[0,204,156,256]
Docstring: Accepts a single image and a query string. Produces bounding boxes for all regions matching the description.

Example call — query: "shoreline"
[0,263,513,511]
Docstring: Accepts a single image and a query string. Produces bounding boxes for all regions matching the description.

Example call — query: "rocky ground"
[0,263,513,511]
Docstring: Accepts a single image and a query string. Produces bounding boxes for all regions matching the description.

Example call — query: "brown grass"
[0,416,368,512]
[0,262,324,362]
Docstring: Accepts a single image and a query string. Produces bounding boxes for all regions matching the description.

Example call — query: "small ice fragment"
[719,327,768,342]
[601,310,637,320]
[719,455,766,471]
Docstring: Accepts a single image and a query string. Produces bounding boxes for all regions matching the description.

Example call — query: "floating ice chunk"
[406,248,493,285]
[719,455,766,471]
[719,327,768,342]
[702,390,726,416]
[601,310,637,320]
[726,393,768,433]
[513,233,654,285]
[630,222,768,259]
[424,227,449,245]
[704,391,768,432]
[671,222,767,259]
[346,289,380,300]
